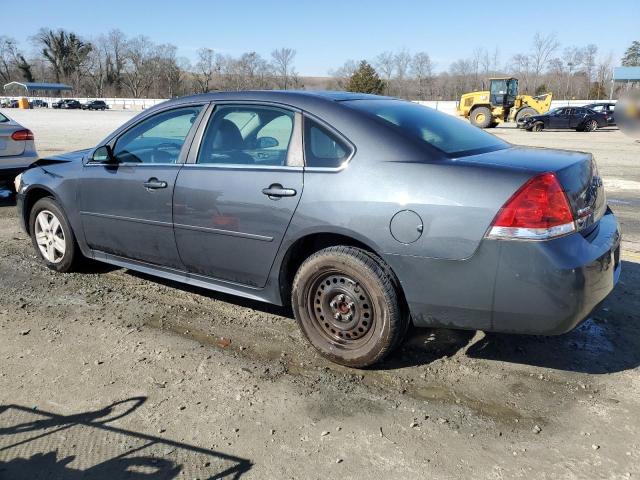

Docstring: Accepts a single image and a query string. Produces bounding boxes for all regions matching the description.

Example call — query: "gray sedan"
[0,111,38,187]
[15,91,621,367]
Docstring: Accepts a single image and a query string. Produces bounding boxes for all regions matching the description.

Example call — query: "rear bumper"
[388,208,621,335]
[0,152,38,179]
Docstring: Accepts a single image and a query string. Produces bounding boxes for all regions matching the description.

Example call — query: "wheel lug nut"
[334,312,341,320]
[345,313,353,321]
[330,301,337,309]
[338,294,346,302]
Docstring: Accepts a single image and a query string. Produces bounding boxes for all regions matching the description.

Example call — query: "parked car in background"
[29,99,49,108]
[0,111,38,188]
[583,102,616,125]
[14,91,620,367]
[1,99,19,108]
[52,99,81,109]
[82,100,108,111]
[520,107,608,132]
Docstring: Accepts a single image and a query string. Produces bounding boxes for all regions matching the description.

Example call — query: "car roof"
[160,90,397,110]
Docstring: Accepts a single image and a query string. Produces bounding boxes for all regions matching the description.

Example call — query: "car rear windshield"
[343,99,508,156]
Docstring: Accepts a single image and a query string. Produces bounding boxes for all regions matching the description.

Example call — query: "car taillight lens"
[487,172,575,240]
[11,129,34,141]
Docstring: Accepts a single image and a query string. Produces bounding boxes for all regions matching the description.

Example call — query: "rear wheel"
[470,107,492,128]
[29,197,83,273]
[292,246,408,368]
[582,119,598,132]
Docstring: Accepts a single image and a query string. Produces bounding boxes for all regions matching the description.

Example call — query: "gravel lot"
[1,108,639,479]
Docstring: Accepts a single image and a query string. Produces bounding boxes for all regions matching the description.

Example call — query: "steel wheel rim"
[306,270,375,349]
[34,210,65,264]
[588,120,597,131]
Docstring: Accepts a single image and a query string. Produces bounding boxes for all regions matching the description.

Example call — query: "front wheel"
[469,107,492,128]
[531,122,544,132]
[292,246,408,368]
[29,197,83,272]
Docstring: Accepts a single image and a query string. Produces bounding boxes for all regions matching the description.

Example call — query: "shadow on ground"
[0,397,252,479]
[467,260,639,374]
[0,186,16,207]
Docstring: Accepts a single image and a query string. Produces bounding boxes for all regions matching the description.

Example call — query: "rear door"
[78,104,205,268]
[570,108,588,128]
[173,103,303,287]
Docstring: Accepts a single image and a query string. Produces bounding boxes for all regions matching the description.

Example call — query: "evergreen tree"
[347,60,386,95]
[622,41,640,66]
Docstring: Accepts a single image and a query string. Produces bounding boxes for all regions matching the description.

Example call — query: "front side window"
[344,99,507,157]
[112,106,203,164]
[304,119,350,168]
[197,105,294,166]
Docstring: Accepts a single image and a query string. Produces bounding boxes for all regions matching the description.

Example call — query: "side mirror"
[256,136,279,149]
[91,145,116,163]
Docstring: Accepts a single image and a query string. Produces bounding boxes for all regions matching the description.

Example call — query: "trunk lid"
[461,146,607,233]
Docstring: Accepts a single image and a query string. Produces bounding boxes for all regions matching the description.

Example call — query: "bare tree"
[0,36,19,83]
[104,29,127,95]
[35,29,92,86]
[328,59,358,90]
[562,46,584,99]
[271,47,296,89]
[393,49,411,97]
[121,36,155,98]
[530,32,559,91]
[375,51,395,93]
[582,44,598,99]
[411,51,433,99]
[194,47,217,93]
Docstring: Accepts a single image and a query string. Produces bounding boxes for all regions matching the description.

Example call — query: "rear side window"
[304,119,350,168]
[0,113,7,122]
[343,99,507,157]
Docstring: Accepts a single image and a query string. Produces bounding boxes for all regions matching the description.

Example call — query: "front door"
[549,108,571,129]
[79,105,205,268]
[173,104,303,288]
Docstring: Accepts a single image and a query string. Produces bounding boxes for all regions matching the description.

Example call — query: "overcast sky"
[5,0,639,76]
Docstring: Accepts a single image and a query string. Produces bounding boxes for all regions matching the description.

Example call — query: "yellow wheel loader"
[456,77,552,128]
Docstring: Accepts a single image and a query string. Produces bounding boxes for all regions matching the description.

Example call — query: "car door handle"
[262,184,297,198]
[143,178,167,190]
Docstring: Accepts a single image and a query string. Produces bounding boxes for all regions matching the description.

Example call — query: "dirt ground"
[0,108,639,479]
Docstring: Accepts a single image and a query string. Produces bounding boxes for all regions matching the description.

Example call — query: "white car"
[0,111,38,189]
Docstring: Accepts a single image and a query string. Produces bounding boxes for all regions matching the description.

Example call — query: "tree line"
[0,29,638,100]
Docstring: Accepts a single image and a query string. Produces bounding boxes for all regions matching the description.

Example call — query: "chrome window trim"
[300,112,356,173]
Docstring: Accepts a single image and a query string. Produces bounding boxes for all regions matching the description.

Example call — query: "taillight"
[487,172,575,240]
[11,129,34,141]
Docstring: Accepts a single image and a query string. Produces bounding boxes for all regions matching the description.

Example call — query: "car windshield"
[343,99,508,156]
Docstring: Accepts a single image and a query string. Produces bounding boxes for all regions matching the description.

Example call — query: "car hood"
[32,148,91,167]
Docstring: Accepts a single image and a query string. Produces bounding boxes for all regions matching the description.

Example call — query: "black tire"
[531,122,544,132]
[469,106,492,128]
[29,197,83,273]
[292,246,408,368]
[582,119,598,132]
[515,107,537,124]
